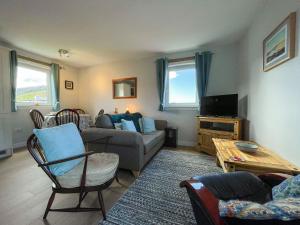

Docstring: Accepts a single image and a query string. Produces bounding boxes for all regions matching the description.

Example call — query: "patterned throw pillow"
[219,198,300,221]
[272,175,300,200]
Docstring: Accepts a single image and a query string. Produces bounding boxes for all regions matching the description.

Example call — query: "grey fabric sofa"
[81,115,167,176]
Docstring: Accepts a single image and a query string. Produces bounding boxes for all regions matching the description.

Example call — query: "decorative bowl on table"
[235,142,258,153]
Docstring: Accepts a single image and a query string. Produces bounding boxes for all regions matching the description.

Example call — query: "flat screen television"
[200,94,238,117]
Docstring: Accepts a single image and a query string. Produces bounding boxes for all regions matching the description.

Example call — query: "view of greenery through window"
[16,66,50,105]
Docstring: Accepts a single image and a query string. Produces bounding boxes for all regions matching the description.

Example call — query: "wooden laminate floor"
[0,147,197,225]
[0,149,135,225]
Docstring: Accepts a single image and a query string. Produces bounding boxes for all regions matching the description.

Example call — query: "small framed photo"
[263,12,296,72]
[65,80,74,90]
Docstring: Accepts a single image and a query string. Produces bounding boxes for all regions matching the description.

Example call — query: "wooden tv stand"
[195,116,242,155]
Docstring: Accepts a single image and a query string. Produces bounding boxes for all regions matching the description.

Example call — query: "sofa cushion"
[141,117,156,134]
[121,119,137,132]
[95,114,114,129]
[56,153,119,188]
[219,198,300,221]
[142,130,165,154]
[114,123,122,130]
[109,113,143,132]
[272,175,300,200]
[82,127,144,147]
[33,123,85,176]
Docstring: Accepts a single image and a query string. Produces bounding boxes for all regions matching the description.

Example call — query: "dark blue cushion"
[109,113,143,132]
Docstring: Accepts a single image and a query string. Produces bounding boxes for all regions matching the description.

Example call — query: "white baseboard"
[13,141,26,149]
[178,140,196,147]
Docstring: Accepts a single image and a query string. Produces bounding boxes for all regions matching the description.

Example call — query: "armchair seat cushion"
[56,153,119,188]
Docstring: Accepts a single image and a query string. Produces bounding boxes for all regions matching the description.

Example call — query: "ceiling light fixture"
[58,49,70,58]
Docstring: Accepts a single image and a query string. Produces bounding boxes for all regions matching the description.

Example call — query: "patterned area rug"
[100,150,222,225]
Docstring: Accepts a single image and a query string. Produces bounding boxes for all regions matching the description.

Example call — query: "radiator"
[0,148,12,159]
[0,114,13,158]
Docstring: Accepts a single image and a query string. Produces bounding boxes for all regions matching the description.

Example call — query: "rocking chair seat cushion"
[56,152,119,188]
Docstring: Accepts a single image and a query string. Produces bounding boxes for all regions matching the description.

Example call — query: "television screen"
[200,94,238,117]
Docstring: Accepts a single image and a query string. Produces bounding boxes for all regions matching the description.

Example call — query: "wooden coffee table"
[213,138,300,175]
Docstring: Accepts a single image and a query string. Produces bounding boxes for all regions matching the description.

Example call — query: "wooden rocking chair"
[29,109,44,129]
[27,133,118,220]
[55,109,80,130]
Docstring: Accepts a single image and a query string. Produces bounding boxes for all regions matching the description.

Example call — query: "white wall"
[78,43,239,146]
[238,0,300,165]
[0,44,80,148]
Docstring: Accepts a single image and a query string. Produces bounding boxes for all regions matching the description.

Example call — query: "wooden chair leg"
[115,170,122,185]
[131,170,140,178]
[43,192,56,219]
[97,191,106,220]
[76,191,88,208]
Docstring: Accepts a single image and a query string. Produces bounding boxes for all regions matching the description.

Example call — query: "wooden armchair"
[73,108,86,114]
[55,109,80,130]
[180,172,298,225]
[27,130,119,220]
[29,109,44,129]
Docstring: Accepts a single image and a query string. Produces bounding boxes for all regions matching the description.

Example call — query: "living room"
[0,0,300,225]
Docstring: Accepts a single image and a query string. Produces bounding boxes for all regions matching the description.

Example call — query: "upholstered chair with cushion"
[27,123,119,220]
[180,172,300,225]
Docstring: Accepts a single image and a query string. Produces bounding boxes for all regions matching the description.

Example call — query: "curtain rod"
[168,56,195,63]
[17,55,63,69]
[17,55,51,67]
[168,52,214,63]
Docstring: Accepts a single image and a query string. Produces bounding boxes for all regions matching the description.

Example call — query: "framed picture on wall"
[263,12,296,72]
[65,80,74,90]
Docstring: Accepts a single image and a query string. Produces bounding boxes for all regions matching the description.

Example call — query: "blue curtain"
[156,58,168,111]
[50,63,60,111]
[10,51,18,112]
[195,51,213,107]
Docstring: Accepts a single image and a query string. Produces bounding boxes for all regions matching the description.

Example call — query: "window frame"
[16,60,52,107]
[165,60,199,109]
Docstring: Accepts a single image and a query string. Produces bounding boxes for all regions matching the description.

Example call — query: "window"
[165,60,198,108]
[16,60,52,106]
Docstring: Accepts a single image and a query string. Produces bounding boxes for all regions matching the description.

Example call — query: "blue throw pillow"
[272,175,300,200]
[142,117,156,134]
[121,119,137,132]
[33,123,85,176]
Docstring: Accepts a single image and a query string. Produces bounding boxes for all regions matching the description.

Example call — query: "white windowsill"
[16,104,52,109]
[164,106,198,111]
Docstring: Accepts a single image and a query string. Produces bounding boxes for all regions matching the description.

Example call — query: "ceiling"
[0,0,264,68]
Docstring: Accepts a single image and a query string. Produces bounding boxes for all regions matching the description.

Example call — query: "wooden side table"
[165,127,178,148]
